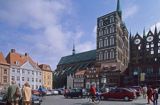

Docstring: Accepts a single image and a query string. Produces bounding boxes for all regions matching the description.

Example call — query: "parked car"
[32,90,41,96]
[51,89,59,95]
[100,88,136,101]
[0,94,6,105]
[31,94,42,105]
[64,88,84,98]
[129,86,142,96]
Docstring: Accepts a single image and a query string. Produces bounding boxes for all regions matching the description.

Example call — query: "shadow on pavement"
[74,102,95,105]
[132,103,147,105]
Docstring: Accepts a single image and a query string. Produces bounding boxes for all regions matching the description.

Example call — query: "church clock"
[134,39,140,45]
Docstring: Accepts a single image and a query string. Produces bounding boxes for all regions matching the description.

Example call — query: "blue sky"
[0,0,160,70]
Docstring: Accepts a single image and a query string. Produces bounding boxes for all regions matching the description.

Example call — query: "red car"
[100,88,136,101]
[32,90,40,95]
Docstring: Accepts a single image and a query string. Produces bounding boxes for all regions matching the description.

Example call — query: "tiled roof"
[0,52,9,65]
[6,49,40,69]
[58,50,96,65]
[39,64,52,72]
[75,70,86,75]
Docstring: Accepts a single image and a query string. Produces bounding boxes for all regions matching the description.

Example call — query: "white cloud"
[123,4,139,20]
[0,0,95,70]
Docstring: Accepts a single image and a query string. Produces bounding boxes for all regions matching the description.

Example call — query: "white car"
[51,90,59,95]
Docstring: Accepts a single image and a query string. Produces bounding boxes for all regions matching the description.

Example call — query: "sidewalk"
[133,95,160,105]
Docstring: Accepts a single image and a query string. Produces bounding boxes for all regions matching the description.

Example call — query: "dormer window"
[15,61,19,65]
[146,44,149,48]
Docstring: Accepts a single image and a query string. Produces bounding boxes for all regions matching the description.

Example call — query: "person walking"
[142,85,147,99]
[147,85,153,104]
[6,80,21,105]
[153,89,158,105]
[89,84,96,102]
[22,82,32,105]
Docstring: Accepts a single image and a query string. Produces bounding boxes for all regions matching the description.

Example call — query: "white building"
[6,49,42,89]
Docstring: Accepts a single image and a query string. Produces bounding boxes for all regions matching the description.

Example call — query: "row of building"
[0,49,53,90]
[53,0,160,89]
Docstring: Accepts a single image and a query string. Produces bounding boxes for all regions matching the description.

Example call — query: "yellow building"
[39,64,52,89]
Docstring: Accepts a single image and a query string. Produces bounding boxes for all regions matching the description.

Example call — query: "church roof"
[58,49,96,65]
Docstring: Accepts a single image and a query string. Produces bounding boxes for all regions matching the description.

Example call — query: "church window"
[104,37,108,47]
[146,44,149,48]
[138,45,141,50]
[151,44,154,47]
[151,49,154,54]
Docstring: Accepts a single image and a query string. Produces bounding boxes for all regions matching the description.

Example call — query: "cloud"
[123,4,139,20]
[0,0,95,70]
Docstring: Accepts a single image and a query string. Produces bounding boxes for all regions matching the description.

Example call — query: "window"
[146,44,149,48]
[39,79,41,83]
[17,76,20,81]
[12,76,15,81]
[151,50,154,54]
[146,67,153,74]
[22,77,24,81]
[32,71,34,75]
[99,52,103,60]
[17,69,20,73]
[36,78,38,82]
[138,45,141,50]
[22,70,25,74]
[110,50,114,59]
[28,71,30,74]
[39,72,41,75]
[151,44,154,47]
[158,48,160,53]
[4,69,7,74]
[104,38,108,47]
[32,78,34,82]
[3,76,7,83]
[158,43,160,46]
[27,77,29,81]
[12,69,15,72]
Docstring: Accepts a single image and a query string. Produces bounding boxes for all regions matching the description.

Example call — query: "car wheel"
[124,96,129,101]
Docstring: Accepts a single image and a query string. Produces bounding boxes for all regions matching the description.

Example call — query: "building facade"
[39,64,53,89]
[0,52,10,89]
[73,70,86,88]
[96,0,129,87]
[129,28,160,87]
[6,49,42,89]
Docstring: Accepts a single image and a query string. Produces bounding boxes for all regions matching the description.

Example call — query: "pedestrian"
[22,82,32,105]
[89,84,96,102]
[6,80,21,105]
[38,85,43,97]
[153,89,158,105]
[142,85,147,99]
[147,85,153,104]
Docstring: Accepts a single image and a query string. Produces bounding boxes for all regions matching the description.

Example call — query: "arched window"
[104,37,108,47]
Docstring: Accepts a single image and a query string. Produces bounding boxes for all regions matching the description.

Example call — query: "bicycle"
[87,92,101,104]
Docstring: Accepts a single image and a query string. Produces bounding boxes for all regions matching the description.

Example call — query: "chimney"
[11,49,16,53]
[25,53,28,56]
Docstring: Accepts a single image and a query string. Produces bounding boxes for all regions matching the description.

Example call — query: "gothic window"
[104,51,108,60]
[110,16,114,23]
[158,48,160,53]
[99,52,103,60]
[110,36,114,45]
[146,44,149,48]
[151,49,154,54]
[151,43,154,47]
[110,50,114,59]
[104,37,108,47]
[99,19,103,27]
[138,45,141,50]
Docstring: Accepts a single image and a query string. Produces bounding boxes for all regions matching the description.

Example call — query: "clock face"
[147,36,153,42]
[134,39,140,44]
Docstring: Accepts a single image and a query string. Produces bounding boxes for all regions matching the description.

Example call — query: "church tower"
[97,0,129,87]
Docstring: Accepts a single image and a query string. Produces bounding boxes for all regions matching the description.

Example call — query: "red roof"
[0,52,9,65]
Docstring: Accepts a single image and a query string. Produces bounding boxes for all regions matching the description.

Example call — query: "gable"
[21,61,35,70]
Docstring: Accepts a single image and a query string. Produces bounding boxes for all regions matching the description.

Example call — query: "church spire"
[72,43,75,55]
[116,0,122,19]
[143,28,146,38]
[155,25,157,35]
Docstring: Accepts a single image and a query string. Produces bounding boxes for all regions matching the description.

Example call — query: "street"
[41,95,159,105]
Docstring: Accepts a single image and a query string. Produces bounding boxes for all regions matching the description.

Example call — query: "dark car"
[31,94,42,105]
[64,88,83,98]
[100,88,136,101]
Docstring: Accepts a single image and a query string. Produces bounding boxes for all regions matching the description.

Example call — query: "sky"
[0,0,160,70]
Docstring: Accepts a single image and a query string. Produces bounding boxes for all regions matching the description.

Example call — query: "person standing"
[142,85,147,99]
[147,86,153,104]
[6,80,21,105]
[153,89,158,105]
[22,82,32,105]
[89,84,96,102]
